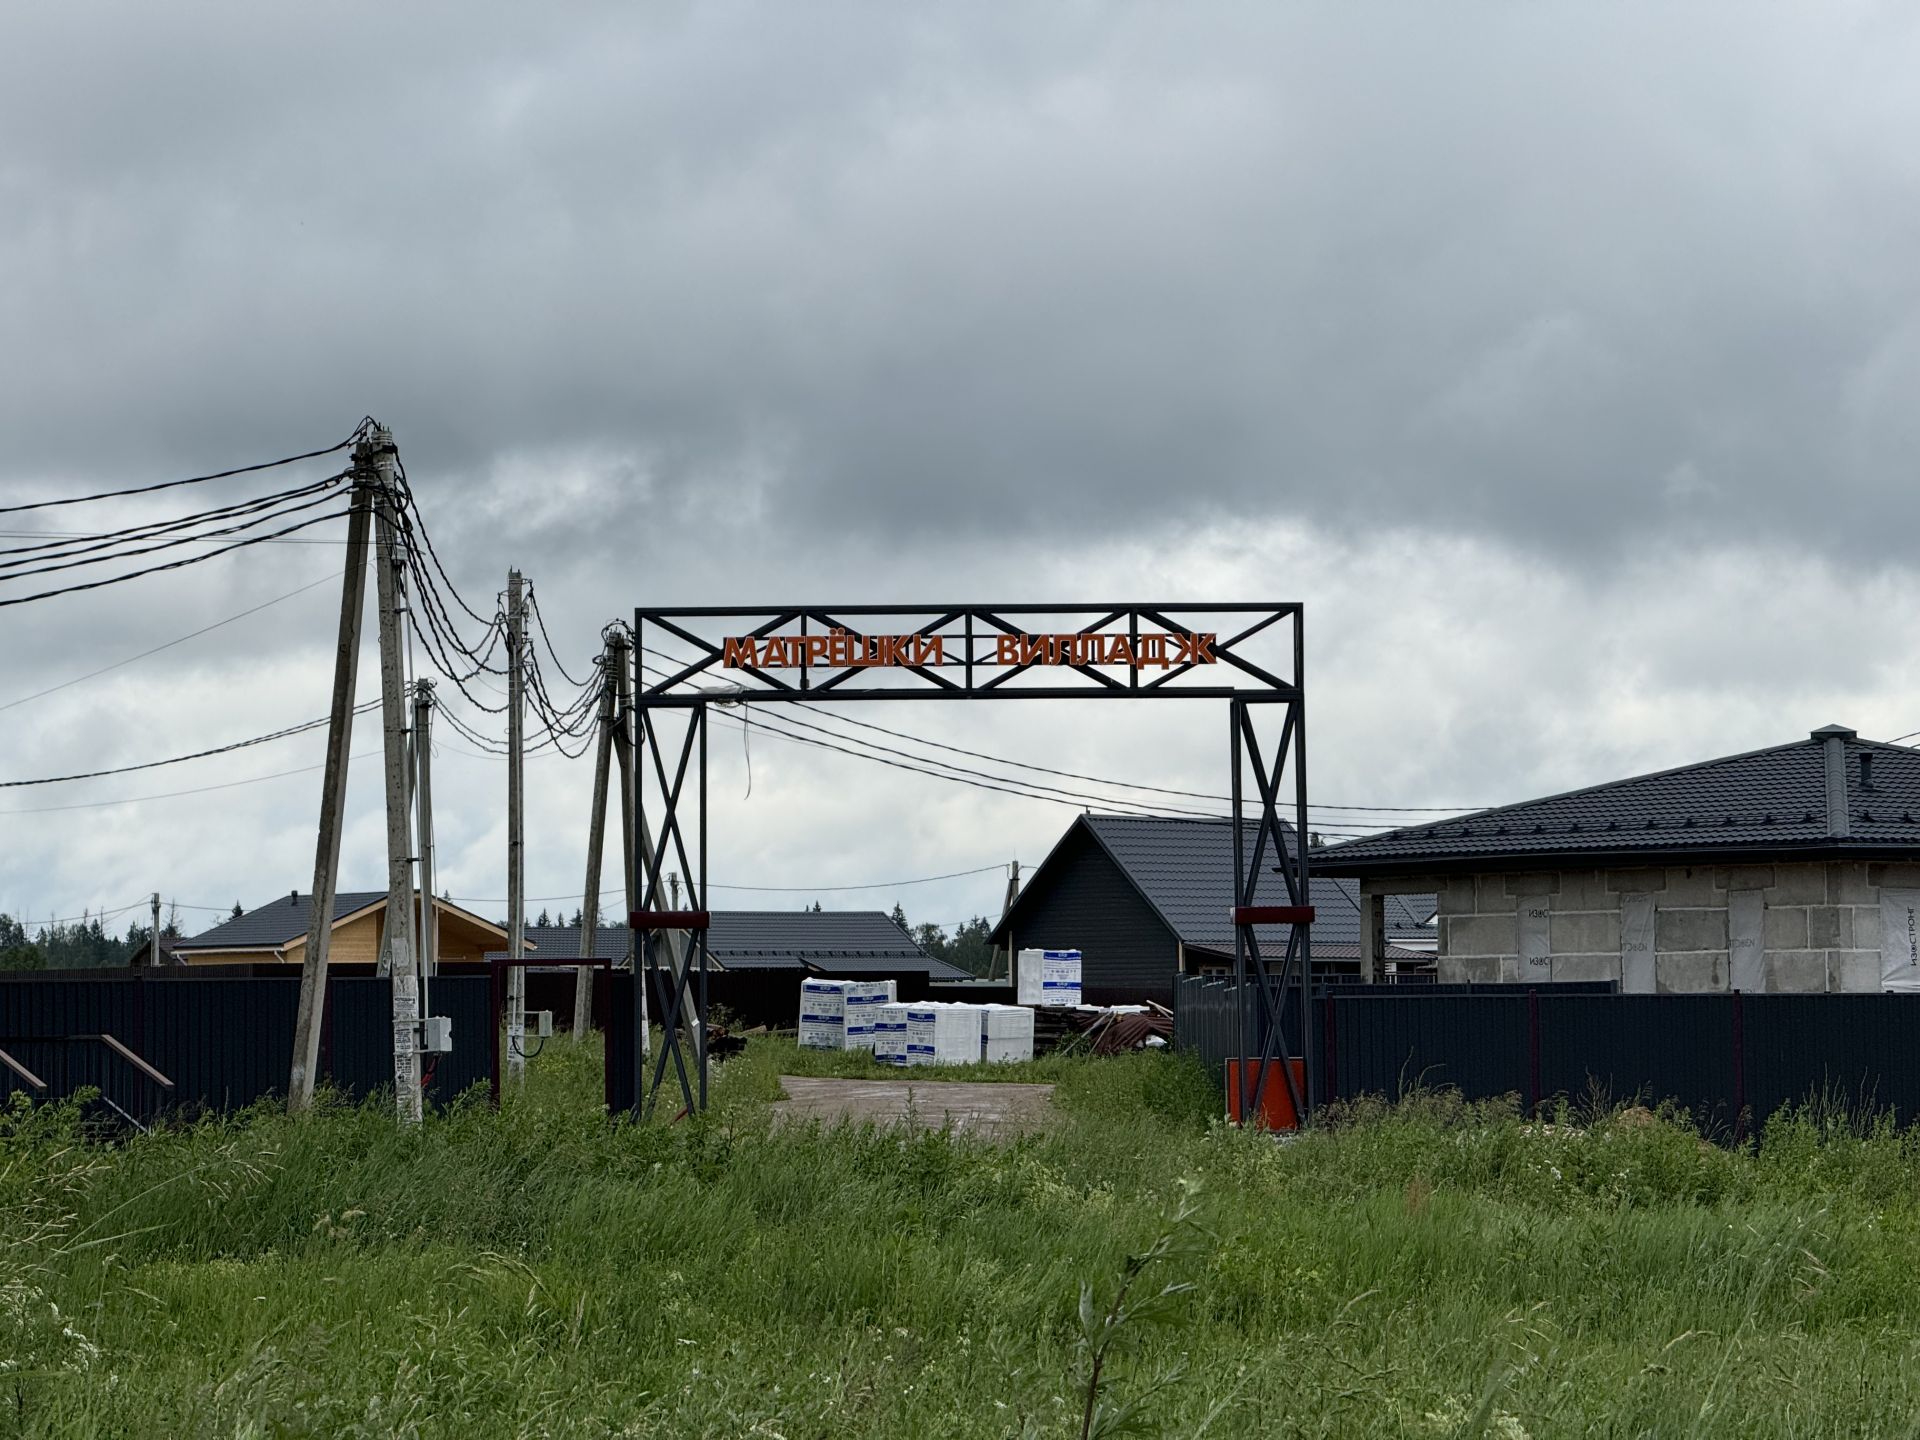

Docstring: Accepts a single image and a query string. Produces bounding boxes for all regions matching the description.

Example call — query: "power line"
[0,425,367,516]
[708,863,1010,892]
[2,899,150,929]
[447,862,1013,906]
[781,698,1473,814]
[636,653,1391,830]
[0,571,339,715]
[0,473,347,572]
[634,643,1478,819]
[0,748,382,816]
[0,700,379,788]
[0,502,355,610]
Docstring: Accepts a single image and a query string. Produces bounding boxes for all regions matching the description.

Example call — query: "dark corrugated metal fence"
[0,971,496,1122]
[1174,976,1920,1134]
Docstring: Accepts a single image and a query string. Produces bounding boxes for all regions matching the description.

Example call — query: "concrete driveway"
[771,1075,1056,1137]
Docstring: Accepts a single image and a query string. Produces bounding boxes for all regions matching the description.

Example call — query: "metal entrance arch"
[629,604,1312,1124]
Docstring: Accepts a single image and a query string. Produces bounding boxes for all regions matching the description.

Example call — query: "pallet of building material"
[905,1002,980,1066]
[842,979,895,1051]
[798,978,850,1049]
[979,1002,1036,1063]
[1016,948,1082,1007]
[874,1003,909,1067]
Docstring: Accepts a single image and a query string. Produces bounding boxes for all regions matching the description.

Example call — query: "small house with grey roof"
[489,911,972,1030]
[989,815,1435,1005]
[1315,726,1920,994]
[487,912,971,982]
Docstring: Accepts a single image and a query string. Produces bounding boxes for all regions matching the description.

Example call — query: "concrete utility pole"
[990,860,1020,980]
[572,645,615,1041]
[289,453,375,1111]
[148,892,161,968]
[608,629,647,1052]
[372,429,422,1125]
[506,569,527,1084]
[414,680,439,1019]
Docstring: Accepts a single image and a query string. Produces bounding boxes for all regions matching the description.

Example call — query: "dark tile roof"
[484,911,972,980]
[1317,727,1920,874]
[995,815,1432,956]
[489,925,629,964]
[176,891,387,951]
[705,910,971,979]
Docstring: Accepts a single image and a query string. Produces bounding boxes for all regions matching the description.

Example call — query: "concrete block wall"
[1413,861,1920,993]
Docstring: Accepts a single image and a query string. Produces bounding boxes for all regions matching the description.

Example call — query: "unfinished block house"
[1315,726,1920,994]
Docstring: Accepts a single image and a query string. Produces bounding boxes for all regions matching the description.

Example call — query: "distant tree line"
[0,908,185,972]
[889,905,997,977]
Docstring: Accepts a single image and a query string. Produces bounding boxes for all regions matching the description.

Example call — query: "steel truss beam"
[630,704,708,1118]
[633,604,1300,704]
[629,604,1309,1123]
[1230,688,1314,1126]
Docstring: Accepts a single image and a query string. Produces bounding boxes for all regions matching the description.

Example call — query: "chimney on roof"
[1813,725,1855,838]
[290,889,298,906]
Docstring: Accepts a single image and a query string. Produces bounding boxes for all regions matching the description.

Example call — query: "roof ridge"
[1326,734,1827,855]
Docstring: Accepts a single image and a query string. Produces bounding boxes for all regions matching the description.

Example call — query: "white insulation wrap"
[842,980,895,1050]
[905,1003,980,1066]
[873,1003,909,1066]
[798,979,850,1049]
[1728,890,1765,992]
[1018,948,1083,1006]
[1517,899,1551,980]
[1619,893,1656,994]
[1882,888,1920,991]
[1015,949,1047,1006]
[979,1003,1036,1063]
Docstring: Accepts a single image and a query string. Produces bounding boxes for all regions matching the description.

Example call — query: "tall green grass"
[6,1040,1920,1436]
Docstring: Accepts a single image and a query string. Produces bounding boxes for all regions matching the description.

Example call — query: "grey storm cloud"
[8,3,1920,926]
[2,3,1917,559]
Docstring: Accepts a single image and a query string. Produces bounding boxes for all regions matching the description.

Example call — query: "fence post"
[1731,990,1747,1144]
[1527,988,1541,1117]
[1322,990,1337,1103]
[490,959,503,1110]
[319,974,335,1091]
[599,967,614,1117]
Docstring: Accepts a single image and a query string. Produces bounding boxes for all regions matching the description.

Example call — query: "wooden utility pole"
[148,892,161,968]
[371,429,422,1124]
[289,455,375,1111]
[572,643,615,1041]
[506,569,527,1084]
[414,679,439,1017]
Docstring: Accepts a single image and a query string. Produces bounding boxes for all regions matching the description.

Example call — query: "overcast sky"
[4,3,1920,939]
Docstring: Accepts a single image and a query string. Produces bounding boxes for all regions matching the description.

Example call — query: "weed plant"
[5,1038,1920,1435]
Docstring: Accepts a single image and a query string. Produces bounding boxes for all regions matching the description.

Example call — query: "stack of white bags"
[844,998,1038,1067]
[1015,948,1082,1007]
[797,978,897,1050]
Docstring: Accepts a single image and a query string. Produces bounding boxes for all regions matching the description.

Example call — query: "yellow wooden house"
[172,890,514,967]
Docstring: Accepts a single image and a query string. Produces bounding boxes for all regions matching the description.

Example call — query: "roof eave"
[1315,840,1920,877]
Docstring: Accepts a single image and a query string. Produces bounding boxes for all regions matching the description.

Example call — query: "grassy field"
[8,1039,1920,1437]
